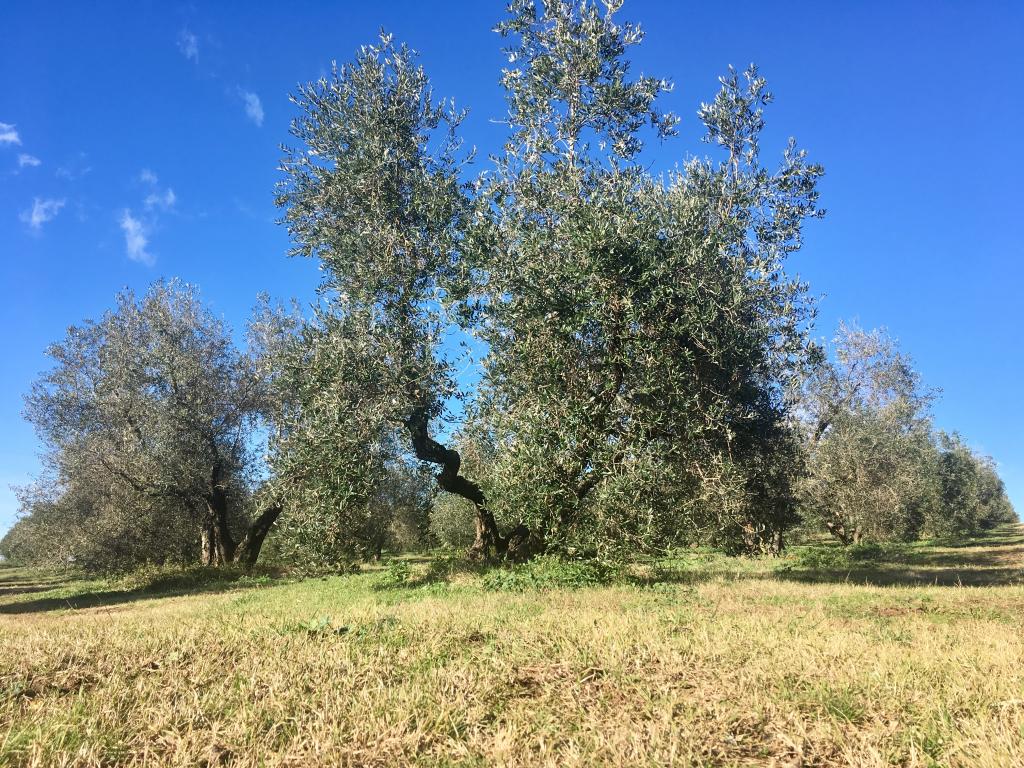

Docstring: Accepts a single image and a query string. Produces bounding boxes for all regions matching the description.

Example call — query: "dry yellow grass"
[1,529,1023,767]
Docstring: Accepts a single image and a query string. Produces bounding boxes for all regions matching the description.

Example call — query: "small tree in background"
[11,281,279,571]
[975,456,1018,529]
[927,432,1017,538]
[799,324,939,544]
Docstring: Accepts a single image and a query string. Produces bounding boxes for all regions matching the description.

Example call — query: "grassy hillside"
[1,528,1023,767]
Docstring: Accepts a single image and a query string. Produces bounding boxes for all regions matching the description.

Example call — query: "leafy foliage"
[269,33,499,558]
[473,3,822,555]
[798,324,1016,545]
[481,555,616,592]
[7,281,272,571]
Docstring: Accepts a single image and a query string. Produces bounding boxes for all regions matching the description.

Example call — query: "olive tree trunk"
[404,406,506,559]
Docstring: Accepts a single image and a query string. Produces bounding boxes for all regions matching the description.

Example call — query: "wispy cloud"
[20,198,65,230]
[177,29,199,62]
[17,153,41,168]
[121,169,177,263]
[240,90,264,127]
[0,122,21,146]
[55,152,92,180]
[119,209,154,265]
[139,169,176,211]
[145,188,176,211]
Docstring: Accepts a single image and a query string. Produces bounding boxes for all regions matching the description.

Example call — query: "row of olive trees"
[2,1,1014,571]
[797,323,1016,545]
[2,294,1011,570]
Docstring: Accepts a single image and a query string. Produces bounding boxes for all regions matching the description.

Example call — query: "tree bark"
[233,505,282,568]
[771,529,785,556]
[404,406,506,559]
[200,462,237,566]
[200,524,214,567]
[202,487,236,566]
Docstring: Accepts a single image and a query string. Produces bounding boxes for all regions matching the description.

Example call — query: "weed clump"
[789,542,899,570]
[482,556,618,592]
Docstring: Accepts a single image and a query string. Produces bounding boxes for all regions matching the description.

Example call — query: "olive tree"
[471,0,823,555]
[799,324,938,544]
[271,35,507,557]
[16,280,279,570]
[975,457,1018,529]
[928,432,1017,537]
[273,2,824,560]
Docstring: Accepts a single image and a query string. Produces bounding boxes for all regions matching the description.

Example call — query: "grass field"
[1,528,1023,767]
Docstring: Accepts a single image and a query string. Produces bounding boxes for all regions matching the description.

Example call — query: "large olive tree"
[471,1,822,555]
[273,1,823,560]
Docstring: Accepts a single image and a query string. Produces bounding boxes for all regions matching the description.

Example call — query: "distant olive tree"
[928,432,1017,538]
[975,457,1018,529]
[799,324,939,544]
[13,281,279,571]
[798,324,1018,545]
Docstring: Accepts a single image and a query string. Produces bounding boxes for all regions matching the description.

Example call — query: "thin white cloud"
[55,152,92,180]
[0,122,20,146]
[177,29,199,62]
[241,90,264,127]
[120,209,154,265]
[17,153,41,168]
[20,198,65,230]
[145,188,176,211]
[139,168,176,211]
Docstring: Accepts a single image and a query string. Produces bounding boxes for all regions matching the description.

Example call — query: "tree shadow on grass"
[622,563,1024,589]
[636,525,1024,589]
[0,569,72,588]
[775,564,1024,588]
[0,568,80,600]
[0,570,281,616]
[917,527,1024,550]
[5,528,1021,612]
[374,528,1024,593]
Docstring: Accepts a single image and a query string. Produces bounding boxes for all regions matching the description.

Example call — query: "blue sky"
[1,0,1022,533]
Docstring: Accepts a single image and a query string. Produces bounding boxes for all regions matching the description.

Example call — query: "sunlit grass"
[1,527,1022,766]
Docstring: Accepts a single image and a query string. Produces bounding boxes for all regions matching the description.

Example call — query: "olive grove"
[2,0,1015,571]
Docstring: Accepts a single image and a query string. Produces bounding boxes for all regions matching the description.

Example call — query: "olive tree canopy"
[271,1,824,560]
[12,280,279,570]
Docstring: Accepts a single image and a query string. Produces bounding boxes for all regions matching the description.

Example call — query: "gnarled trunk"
[201,463,236,566]
[200,459,282,568]
[234,505,282,568]
[404,406,506,559]
[201,502,281,568]
[201,488,236,566]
